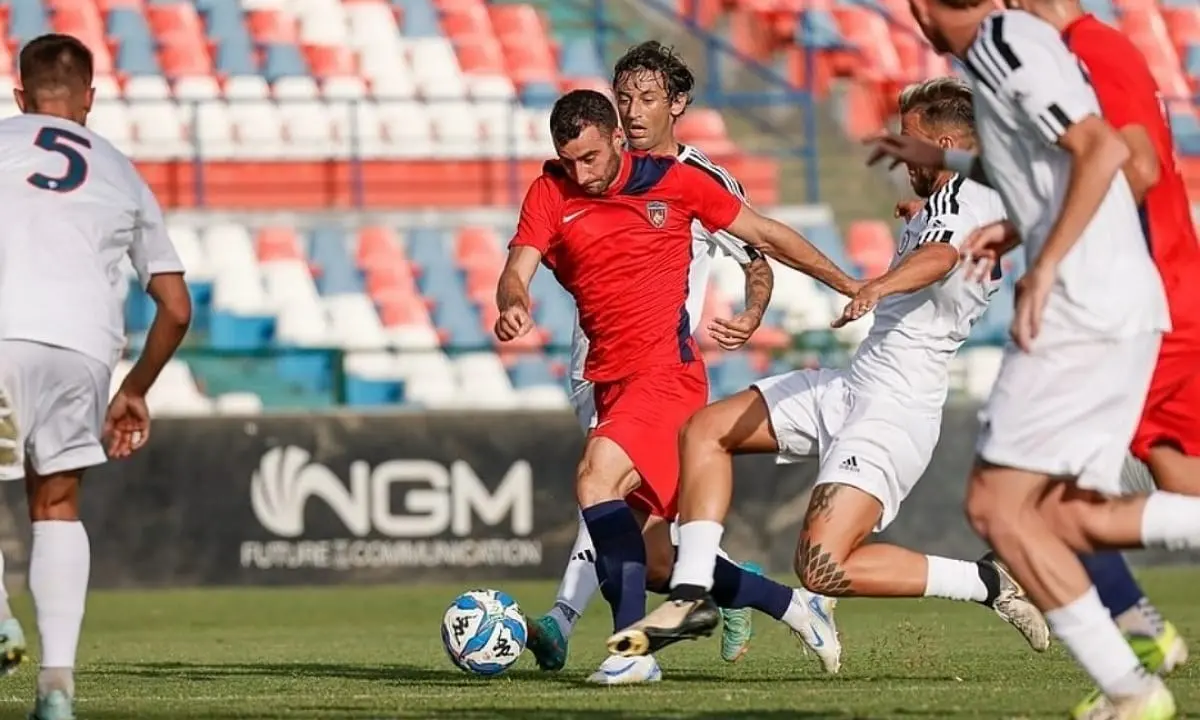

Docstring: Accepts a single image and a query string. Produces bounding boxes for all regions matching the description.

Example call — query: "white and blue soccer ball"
[441,589,528,677]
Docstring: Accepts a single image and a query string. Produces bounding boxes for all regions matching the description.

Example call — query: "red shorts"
[1131,335,1200,461]
[591,361,709,519]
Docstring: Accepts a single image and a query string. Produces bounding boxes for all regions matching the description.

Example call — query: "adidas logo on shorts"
[838,456,860,473]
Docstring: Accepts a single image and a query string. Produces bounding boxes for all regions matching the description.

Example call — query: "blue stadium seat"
[520,82,561,109]
[798,11,845,50]
[508,356,557,388]
[432,296,490,348]
[713,354,757,398]
[310,228,363,295]
[10,0,51,45]
[1186,45,1200,80]
[262,44,311,82]
[1080,0,1119,24]
[210,312,276,350]
[345,376,406,406]
[275,350,334,393]
[559,38,605,78]
[1172,113,1200,155]
[804,223,854,275]
[398,0,442,38]
[406,228,456,271]
[116,41,163,76]
[215,41,259,75]
[108,9,155,48]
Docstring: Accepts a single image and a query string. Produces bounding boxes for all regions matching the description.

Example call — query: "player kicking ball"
[0,35,190,720]
[862,2,1200,717]
[606,77,1050,673]
[523,42,778,682]
[496,89,861,685]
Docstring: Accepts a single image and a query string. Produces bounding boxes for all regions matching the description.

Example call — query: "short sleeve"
[967,14,1095,146]
[915,210,977,250]
[675,164,743,234]
[509,174,562,254]
[128,179,184,289]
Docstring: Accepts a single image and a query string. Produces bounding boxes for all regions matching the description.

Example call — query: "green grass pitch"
[0,568,1196,718]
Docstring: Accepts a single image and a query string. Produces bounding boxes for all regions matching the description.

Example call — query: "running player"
[525,41,776,681]
[606,77,1049,671]
[1028,4,1200,715]
[867,5,1200,714]
[0,34,190,720]
[864,5,1200,717]
[496,89,860,683]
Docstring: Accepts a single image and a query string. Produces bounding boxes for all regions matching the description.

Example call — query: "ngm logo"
[241,447,541,570]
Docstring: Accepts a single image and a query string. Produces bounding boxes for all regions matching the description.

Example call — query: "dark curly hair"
[549,89,619,147]
[612,41,695,113]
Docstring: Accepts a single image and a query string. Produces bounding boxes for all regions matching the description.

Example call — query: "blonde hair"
[898,76,976,145]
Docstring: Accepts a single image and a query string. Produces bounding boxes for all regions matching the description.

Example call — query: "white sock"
[670,521,724,590]
[549,516,599,637]
[0,546,11,621]
[1140,492,1200,550]
[923,555,989,603]
[1045,587,1153,699]
[780,589,812,632]
[29,521,90,693]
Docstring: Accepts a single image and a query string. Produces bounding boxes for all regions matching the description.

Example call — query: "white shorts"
[569,376,597,431]
[976,333,1161,495]
[753,368,941,531]
[0,340,111,481]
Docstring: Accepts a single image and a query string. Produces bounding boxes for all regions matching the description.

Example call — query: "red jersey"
[1065,14,1200,341]
[510,151,743,382]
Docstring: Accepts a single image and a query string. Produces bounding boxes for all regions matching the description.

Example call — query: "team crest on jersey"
[646,201,668,228]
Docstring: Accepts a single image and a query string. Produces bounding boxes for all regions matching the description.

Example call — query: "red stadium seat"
[159,42,214,77]
[365,263,417,298]
[304,45,356,78]
[439,4,495,39]
[356,226,402,266]
[456,226,503,268]
[256,226,303,262]
[846,220,896,278]
[454,37,507,75]
[376,290,433,328]
[464,262,502,304]
[246,10,299,45]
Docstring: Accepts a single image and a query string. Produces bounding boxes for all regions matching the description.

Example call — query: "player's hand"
[709,312,762,351]
[103,388,151,459]
[1012,263,1054,353]
[864,132,945,171]
[895,199,926,221]
[832,282,883,328]
[494,305,533,341]
[961,221,1015,282]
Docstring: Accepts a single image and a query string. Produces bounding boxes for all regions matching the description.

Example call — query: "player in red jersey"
[496,89,860,679]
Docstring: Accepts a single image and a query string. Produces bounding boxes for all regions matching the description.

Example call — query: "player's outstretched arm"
[832,243,958,328]
[864,133,994,189]
[723,206,861,298]
[495,246,540,341]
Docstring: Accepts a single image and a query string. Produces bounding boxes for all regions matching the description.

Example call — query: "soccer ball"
[441,589,527,676]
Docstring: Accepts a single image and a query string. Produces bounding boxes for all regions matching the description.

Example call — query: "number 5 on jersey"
[27,126,91,193]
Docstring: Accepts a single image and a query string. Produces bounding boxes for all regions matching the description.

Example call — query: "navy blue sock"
[581,499,647,631]
[709,556,793,621]
[1079,551,1144,618]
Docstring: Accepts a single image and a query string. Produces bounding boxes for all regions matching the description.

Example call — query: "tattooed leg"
[796,482,979,599]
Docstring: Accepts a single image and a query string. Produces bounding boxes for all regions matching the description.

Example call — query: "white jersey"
[963,10,1169,340]
[0,113,184,369]
[568,144,755,380]
[846,175,1007,411]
